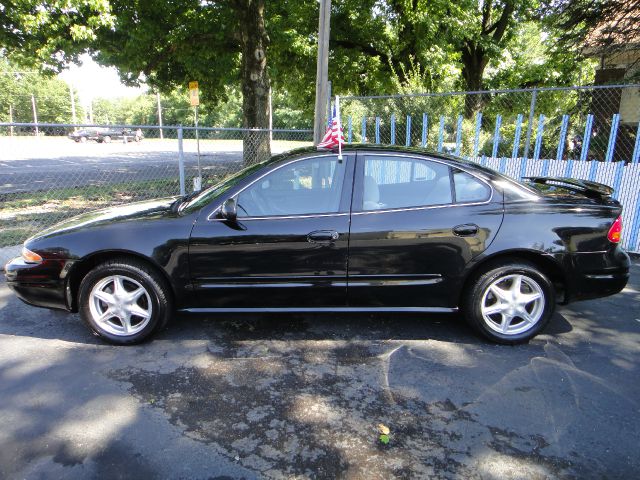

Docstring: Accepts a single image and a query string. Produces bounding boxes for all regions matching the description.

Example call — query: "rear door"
[347,152,504,308]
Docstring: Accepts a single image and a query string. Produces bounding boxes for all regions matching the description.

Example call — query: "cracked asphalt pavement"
[1,263,639,479]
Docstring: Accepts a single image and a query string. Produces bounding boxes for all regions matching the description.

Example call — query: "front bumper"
[564,246,630,303]
[4,256,72,311]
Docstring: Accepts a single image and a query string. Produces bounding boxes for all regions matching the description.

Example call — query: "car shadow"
[0,282,573,346]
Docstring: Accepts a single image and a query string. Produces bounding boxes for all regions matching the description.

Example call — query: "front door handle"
[453,224,479,236]
[307,230,339,243]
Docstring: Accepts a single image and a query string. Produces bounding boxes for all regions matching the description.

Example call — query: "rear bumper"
[4,256,72,311]
[564,246,630,303]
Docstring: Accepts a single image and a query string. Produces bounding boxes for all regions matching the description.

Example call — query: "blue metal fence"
[341,84,640,252]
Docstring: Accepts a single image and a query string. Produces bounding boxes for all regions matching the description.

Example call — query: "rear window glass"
[363,156,452,210]
[453,170,491,203]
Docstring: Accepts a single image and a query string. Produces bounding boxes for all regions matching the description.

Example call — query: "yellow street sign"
[189,81,199,106]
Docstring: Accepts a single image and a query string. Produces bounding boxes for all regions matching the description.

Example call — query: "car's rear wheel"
[103,135,112,143]
[463,262,555,344]
[80,136,87,143]
[78,259,172,344]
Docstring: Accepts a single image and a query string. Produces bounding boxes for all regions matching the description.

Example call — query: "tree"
[0,57,82,124]
[92,0,272,163]
[1,0,600,140]
[1,0,272,163]
[380,0,536,116]
[543,0,640,75]
[0,0,113,71]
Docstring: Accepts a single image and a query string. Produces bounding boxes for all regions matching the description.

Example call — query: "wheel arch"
[459,249,567,307]
[66,250,175,312]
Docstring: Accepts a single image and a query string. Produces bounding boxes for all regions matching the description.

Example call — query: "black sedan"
[96,128,143,143]
[68,128,102,143]
[4,146,630,345]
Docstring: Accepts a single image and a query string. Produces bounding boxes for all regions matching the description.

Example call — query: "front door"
[189,154,354,308]
[347,152,504,308]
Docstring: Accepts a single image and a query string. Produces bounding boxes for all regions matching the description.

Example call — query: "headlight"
[22,246,43,263]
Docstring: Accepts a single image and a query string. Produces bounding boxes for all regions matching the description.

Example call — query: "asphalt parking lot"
[1,263,639,479]
[0,138,242,194]
[0,138,311,194]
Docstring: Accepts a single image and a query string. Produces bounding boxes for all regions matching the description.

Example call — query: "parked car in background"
[96,128,143,143]
[5,145,629,345]
[68,128,102,143]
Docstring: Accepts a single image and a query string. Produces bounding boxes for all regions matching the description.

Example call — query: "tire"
[462,262,555,345]
[80,137,87,143]
[78,258,172,345]
[103,135,112,143]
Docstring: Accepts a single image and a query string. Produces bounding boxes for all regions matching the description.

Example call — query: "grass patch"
[0,179,179,248]
[0,174,237,248]
[1,178,180,210]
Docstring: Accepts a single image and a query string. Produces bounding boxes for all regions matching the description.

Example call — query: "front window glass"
[363,156,452,210]
[236,156,346,217]
[179,161,268,213]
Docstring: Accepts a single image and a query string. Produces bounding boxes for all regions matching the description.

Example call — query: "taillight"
[607,216,622,243]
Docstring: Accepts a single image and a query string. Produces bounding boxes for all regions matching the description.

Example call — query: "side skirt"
[180,306,458,313]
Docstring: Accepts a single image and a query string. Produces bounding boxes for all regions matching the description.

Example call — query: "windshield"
[178,161,267,213]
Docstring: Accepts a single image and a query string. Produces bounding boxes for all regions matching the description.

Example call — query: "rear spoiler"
[523,176,614,198]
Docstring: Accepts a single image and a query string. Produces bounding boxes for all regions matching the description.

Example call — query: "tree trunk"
[235,0,271,165]
[461,43,489,118]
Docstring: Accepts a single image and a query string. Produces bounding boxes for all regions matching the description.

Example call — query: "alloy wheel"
[89,275,153,336]
[480,273,545,335]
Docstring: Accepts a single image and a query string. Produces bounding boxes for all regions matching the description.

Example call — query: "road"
[0,262,639,479]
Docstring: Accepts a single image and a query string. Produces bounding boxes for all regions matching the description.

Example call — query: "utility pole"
[156,92,164,139]
[313,0,331,145]
[69,83,77,130]
[31,94,39,137]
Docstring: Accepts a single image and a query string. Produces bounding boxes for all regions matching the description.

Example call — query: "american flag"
[317,97,344,157]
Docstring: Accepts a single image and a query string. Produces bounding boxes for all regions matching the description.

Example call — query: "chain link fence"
[0,123,312,265]
[2,84,640,265]
[340,85,640,163]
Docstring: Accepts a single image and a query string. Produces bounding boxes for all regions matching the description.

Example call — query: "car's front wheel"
[78,259,172,344]
[463,262,555,344]
[102,135,112,143]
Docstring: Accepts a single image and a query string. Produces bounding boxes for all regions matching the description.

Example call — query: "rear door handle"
[452,224,479,236]
[307,230,339,243]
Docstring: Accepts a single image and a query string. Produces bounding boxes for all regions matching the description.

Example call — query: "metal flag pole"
[336,95,342,160]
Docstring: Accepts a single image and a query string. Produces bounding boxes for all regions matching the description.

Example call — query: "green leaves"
[0,57,81,123]
[0,0,594,127]
[377,423,390,445]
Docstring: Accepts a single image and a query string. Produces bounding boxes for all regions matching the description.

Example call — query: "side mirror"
[221,198,237,222]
